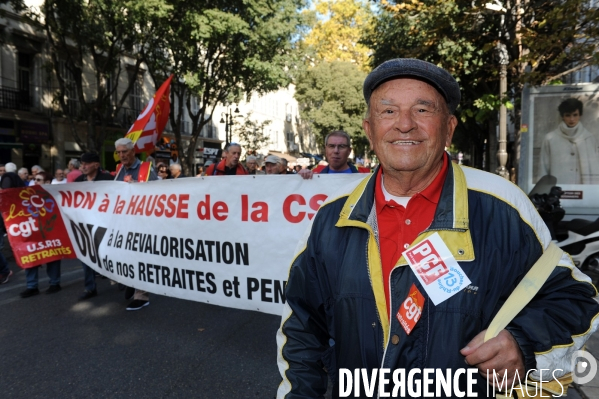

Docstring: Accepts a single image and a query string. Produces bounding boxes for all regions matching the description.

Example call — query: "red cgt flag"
[124,74,173,153]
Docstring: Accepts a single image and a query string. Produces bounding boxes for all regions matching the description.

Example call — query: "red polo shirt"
[375,154,449,315]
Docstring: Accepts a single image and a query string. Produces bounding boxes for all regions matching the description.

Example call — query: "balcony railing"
[0,86,30,111]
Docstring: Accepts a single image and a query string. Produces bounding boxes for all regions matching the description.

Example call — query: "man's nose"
[395,109,417,133]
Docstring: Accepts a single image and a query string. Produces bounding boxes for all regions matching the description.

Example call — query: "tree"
[294,61,369,157]
[235,112,272,157]
[301,0,373,71]
[364,0,599,171]
[41,0,170,152]
[143,0,305,176]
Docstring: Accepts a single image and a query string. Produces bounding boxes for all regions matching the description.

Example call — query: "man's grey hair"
[246,155,257,162]
[324,130,351,147]
[18,167,28,176]
[225,143,241,152]
[69,158,80,169]
[5,162,17,173]
[31,165,44,173]
[170,163,182,171]
[115,137,134,149]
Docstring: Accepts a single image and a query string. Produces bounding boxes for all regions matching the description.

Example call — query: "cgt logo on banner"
[1,186,76,265]
[0,174,366,315]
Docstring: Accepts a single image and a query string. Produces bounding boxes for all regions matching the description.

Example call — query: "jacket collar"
[337,158,474,262]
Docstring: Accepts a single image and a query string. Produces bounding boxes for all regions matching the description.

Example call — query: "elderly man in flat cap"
[276,59,599,398]
[264,155,283,175]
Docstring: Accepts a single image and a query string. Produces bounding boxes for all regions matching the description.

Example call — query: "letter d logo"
[571,350,598,385]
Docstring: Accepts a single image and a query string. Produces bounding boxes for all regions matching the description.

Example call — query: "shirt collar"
[123,158,141,171]
[375,152,449,212]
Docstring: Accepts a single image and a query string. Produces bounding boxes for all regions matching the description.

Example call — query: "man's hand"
[460,329,526,389]
[298,169,313,180]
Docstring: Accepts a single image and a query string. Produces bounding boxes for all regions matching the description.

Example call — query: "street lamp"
[485,0,510,179]
[219,107,240,146]
[497,42,510,179]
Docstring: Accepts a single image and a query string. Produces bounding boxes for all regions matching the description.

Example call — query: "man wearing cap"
[114,137,157,310]
[75,152,113,300]
[264,155,282,175]
[277,59,599,398]
[299,130,370,179]
[205,143,248,176]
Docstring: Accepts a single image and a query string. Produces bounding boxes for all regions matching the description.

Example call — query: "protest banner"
[0,174,367,315]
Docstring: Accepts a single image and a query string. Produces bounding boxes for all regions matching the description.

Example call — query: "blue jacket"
[277,161,599,398]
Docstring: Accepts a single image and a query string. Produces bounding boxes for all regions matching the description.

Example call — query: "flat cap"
[363,58,461,113]
[264,155,281,164]
[81,152,100,163]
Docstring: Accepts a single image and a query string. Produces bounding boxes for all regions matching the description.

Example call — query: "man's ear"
[363,119,375,150]
[445,115,458,148]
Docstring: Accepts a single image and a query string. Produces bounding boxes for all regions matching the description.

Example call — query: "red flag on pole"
[124,74,173,154]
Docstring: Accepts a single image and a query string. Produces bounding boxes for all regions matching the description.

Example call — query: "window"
[129,75,143,115]
[18,53,30,93]
[16,53,31,109]
[60,60,79,116]
[286,131,295,146]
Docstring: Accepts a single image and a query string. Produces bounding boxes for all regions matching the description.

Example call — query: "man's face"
[362,78,457,177]
[80,162,99,177]
[225,145,241,168]
[54,169,64,181]
[265,162,280,175]
[562,110,581,128]
[116,145,136,167]
[31,167,40,175]
[18,170,28,180]
[325,136,352,171]
[0,166,5,176]
[169,165,181,178]
[246,159,257,171]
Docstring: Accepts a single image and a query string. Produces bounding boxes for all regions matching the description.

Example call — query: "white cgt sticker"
[402,232,471,305]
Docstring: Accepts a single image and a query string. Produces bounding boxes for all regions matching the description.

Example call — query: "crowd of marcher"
[0,130,369,310]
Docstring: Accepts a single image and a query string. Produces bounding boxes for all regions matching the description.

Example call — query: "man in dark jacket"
[277,59,599,398]
[75,152,113,300]
[0,162,25,284]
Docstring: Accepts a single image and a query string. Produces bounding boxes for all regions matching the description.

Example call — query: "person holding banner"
[298,130,370,179]
[75,152,114,301]
[21,173,61,297]
[204,143,248,176]
[264,155,283,175]
[277,59,599,398]
[114,137,157,310]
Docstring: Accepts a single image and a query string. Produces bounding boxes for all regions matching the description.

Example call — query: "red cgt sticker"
[396,283,425,335]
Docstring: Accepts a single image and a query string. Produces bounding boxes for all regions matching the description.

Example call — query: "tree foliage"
[235,112,272,157]
[143,0,305,176]
[301,0,373,70]
[294,61,368,156]
[41,0,170,152]
[364,0,599,169]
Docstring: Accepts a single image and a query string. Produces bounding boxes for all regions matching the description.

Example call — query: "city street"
[0,259,282,399]
[0,257,596,398]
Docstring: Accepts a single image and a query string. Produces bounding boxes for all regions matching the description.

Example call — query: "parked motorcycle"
[529,176,599,285]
